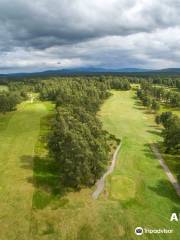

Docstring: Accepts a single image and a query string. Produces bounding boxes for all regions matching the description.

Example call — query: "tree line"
[137,82,180,109]
[38,78,121,189]
[0,90,27,114]
[156,112,180,154]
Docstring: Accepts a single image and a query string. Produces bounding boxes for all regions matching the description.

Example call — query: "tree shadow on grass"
[132,94,180,205]
[21,155,33,169]
[20,154,70,209]
[133,100,144,107]
[21,154,65,196]
[161,154,180,183]
[145,140,180,184]
[143,143,180,203]
[132,95,153,115]
[133,106,145,111]
[144,110,154,115]
[132,95,139,100]
[143,142,162,158]
[148,124,160,128]
[132,95,143,106]
[149,179,180,204]
[147,130,162,137]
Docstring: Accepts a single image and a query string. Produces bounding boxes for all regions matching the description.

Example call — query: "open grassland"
[30,90,180,240]
[0,100,50,240]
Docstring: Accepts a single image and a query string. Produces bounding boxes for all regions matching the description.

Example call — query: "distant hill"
[1,67,180,78]
[154,68,180,74]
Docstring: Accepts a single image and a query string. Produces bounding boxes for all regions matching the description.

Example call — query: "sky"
[0,0,180,73]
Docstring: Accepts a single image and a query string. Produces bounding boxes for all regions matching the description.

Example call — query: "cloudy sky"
[0,0,180,73]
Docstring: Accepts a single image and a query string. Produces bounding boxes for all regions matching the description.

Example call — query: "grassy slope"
[31,90,180,240]
[0,101,49,240]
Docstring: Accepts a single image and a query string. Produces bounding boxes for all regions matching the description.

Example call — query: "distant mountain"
[0,67,150,77]
[154,68,180,74]
[42,67,151,74]
[1,67,180,77]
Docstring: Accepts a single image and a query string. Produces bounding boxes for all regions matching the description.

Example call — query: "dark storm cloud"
[0,0,180,50]
[0,0,180,72]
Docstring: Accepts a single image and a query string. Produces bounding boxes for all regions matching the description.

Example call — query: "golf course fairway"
[99,90,180,239]
[0,101,50,240]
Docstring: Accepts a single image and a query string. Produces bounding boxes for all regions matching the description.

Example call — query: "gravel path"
[92,141,122,200]
[150,144,180,198]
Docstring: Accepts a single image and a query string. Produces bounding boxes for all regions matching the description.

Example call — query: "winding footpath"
[150,144,180,198]
[92,141,122,200]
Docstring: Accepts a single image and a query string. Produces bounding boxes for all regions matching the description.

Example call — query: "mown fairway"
[99,90,180,239]
[0,100,49,240]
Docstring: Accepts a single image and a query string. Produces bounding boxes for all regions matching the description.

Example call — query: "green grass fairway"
[100,90,180,240]
[0,101,50,240]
